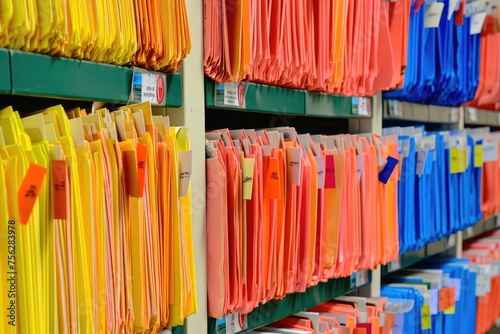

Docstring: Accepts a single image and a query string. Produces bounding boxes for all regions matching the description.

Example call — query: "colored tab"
[393,313,404,334]
[378,156,399,184]
[136,143,148,197]
[421,305,431,330]
[474,145,483,167]
[242,158,255,200]
[325,155,336,189]
[18,163,48,225]
[444,304,456,315]
[52,160,69,219]
[265,157,281,200]
[450,148,466,173]
[438,287,456,312]
[430,289,439,315]
[449,278,461,301]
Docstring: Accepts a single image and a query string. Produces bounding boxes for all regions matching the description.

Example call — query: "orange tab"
[438,287,455,312]
[18,163,48,225]
[137,143,148,198]
[52,160,69,219]
[265,157,281,200]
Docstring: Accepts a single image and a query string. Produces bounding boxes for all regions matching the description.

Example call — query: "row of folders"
[0,102,196,334]
[205,125,500,319]
[0,0,191,72]
[245,252,493,334]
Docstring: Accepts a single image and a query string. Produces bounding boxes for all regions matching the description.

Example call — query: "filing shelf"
[383,100,460,124]
[0,49,183,106]
[205,78,372,118]
[464,216,500,241]
[208,272,371,334]
[464,107,500,127]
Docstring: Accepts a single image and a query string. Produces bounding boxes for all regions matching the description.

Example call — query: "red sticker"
[18,163,47,224]
[52,160,69,219]
[137,143,148,197]
[156,75,165,104]
[325,155,336,189]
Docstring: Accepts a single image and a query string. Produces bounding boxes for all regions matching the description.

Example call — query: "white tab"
[287,147,302,185]
[425,2,445,28]
[315,156,325,189]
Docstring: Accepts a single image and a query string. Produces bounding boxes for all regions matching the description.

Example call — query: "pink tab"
[325,155,336,189]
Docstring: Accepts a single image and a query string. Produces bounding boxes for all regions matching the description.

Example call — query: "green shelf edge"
[2,49,182,107]
[208,274,371,334]
[0,49,10,93]
[171,325,185,334]
[205,78,370,119]
[205,78,305,116]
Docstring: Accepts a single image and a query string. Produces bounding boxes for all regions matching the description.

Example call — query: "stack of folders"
[382,126,483,253]
[463,229,500,334]
[206,128,400,318]
[384,0,481,106]
[245,297,392,334]
[0,102,196,334]
[382,257,477,334]
[466,9,500,111]
[204,0,410,95]
[0,0,191,72]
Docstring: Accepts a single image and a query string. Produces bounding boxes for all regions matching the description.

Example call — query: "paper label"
[315,156,325,189]
[430,289,439,315]
[468,108,478,122]
[450,108,459,123]
[287,147,302,185]
[421,305,432,330]
[470,12,487,34]
[416,150,428,176]
[325,155,336,189]
[387,257,402,272]
[353,97,370,116]
[52,160,69,219]
[179,150,192,197]
[474,145,483,167]
[226,312,247,334]
[131,71,167,106]
[389,100,404,117]
[136,143,148,198]
[483,141,499,162]
[449,278,461,301]
[215,82,247,108]
[242,158,255,200]
[356,154,363,183]
[18,163,48,225]
[448,0,461,19]
[425,2,445,28]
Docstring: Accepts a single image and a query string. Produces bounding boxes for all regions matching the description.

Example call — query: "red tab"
[52,160,69,219]
[325,155,336,189]
[438,287,455,311]
[455,0,465,25]
[414,0,425,12]
[137,143,148,197]
[18,163,47,225]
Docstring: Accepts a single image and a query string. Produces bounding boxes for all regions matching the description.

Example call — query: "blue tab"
[379,156,399,184]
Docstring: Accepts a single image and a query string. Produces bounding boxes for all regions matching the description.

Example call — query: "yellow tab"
[444,304,456,315]
[450,148,466,174]
[242,157,254,200]
[474,145,483,168]
[421,305,432,329]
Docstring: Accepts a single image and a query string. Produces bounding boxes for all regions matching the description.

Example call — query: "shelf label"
[467,108,478,122]
[226,312,247,334]
[215,82,247,108]
[215,317,227,334]
[353,97,371,116]
[450,108,459,123]
[388,257,402,272]
[131,70,167,106]
[351,270,369,289]
[388,100,403,117]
